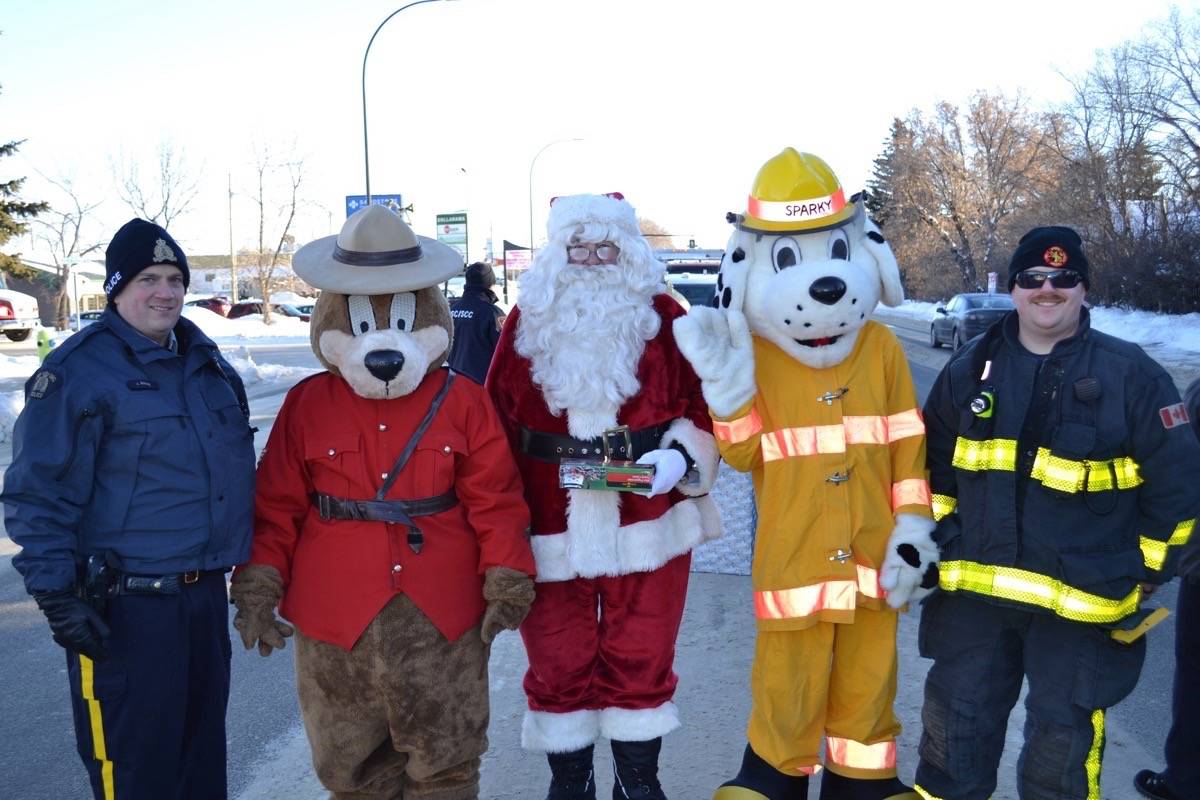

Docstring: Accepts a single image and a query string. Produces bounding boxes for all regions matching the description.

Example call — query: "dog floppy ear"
[860,213,904,307]
[713,221,754,314]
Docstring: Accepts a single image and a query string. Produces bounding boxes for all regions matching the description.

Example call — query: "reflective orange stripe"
[760,409,924,463]
[892,478,932,510]
[825,736,897,770]
[755,564,883,620]
[887,408,925,441]
[713,407,763,444]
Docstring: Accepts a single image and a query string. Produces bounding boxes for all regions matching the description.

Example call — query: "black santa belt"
[312,490,457,553]
[519,423,668,464]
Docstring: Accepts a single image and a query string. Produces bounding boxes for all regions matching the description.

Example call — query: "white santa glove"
[672,307,756,417]
[879,513,941,609]
[636,448,688,498]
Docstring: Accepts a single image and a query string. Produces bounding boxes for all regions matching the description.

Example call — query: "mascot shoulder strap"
[374,370,457,501]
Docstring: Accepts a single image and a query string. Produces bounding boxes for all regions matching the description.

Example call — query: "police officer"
[1134,377,1200,800]
[915,226,1200,800]
[447,261,504,383]
[2,218,256,800]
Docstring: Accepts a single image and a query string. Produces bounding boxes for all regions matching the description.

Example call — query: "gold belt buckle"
[182,570,200,584]
[601,425,633,462]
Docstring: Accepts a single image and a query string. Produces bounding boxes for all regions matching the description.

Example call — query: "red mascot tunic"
[487,295,722,753]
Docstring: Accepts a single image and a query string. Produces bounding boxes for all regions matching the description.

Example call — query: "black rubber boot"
[817,769,916,800]
[611,738,667,799]
[547,745,597,800]
[713,743,810,800]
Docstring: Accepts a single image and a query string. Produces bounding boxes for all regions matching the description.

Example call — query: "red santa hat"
[546,192,639,242]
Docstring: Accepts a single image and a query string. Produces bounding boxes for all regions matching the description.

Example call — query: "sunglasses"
[566,242,620,265]
[1013,269,1084,290]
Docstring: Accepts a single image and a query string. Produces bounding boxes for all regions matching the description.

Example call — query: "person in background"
[916,226,1200,800]
[448,261,505,383]
[1134,377,1200,800]
[1,218,256,800]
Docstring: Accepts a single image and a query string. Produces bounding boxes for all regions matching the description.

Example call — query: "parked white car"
[0,273,42,341]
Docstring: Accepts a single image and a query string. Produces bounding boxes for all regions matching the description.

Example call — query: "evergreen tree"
[0,47,49,279]
[865,118,909,227]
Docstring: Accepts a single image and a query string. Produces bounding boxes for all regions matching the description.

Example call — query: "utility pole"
[228,172,239,303]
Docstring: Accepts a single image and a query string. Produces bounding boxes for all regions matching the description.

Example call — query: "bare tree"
[32,174,102,329]
[638,217,676,250]
[243,146,303,324]
[114,141,201,229]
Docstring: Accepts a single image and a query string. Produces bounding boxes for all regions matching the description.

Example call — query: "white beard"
[516,268,661,438]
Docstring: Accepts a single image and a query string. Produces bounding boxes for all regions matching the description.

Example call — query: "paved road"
[0,318,1185,799]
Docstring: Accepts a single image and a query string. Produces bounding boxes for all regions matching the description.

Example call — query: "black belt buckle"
[601,425,633,462]
[183,570,200,585]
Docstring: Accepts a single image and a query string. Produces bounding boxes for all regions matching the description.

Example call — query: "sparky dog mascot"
[229,205,536,800]
[674,150,936,800]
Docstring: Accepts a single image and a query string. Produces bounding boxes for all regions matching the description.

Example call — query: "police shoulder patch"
[28,368,61,400]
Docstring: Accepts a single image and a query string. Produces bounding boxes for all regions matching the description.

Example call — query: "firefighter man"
[915,226,1200,800]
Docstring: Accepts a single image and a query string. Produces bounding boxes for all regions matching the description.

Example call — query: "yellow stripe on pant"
[1086,709,1104,800]
[80,655,115,800]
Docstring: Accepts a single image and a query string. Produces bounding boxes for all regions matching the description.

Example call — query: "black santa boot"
[611,738,668,799]
[713,743,809,800]
[816,769,918,800]
[547,744,597,800]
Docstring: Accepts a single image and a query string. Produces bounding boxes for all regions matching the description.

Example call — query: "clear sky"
[2,0,1195,265]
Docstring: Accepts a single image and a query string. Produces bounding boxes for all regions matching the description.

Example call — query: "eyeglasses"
[1013,269,1084,290]
[566,242,620,264]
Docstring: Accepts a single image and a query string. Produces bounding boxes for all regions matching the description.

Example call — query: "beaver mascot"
[229,204,536,800]
[675,150,936,800]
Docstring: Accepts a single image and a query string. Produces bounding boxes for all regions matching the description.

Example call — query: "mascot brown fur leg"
[296,594,489,799]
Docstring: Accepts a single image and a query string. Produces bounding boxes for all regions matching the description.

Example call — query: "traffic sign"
[345,194,405,217]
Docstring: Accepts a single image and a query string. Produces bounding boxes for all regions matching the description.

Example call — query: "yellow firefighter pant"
[748,606,902,779]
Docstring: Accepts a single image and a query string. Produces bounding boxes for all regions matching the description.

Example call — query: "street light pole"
[362,0,448,202]
[528,138,583,261]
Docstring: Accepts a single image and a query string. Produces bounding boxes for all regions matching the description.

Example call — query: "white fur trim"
[534,496,723,582]
[599,702,680,742]
[566,407,619,440]
[522,708,600,753]
[880,513,939,609]
[659,418,719,496]
[547,194,640,241]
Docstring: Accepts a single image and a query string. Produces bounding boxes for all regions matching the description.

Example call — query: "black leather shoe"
[1135,770,1181,800]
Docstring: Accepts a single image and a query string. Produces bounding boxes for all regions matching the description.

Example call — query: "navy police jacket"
[448,284,503,384]
[4,309,256,593]
[923,309,1200,626]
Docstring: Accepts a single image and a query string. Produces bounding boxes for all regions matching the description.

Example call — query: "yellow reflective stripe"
[892,478,932,510]
[931,494,957,522]
[913,786,945,800]
[886,408,926,441]
[1086,709,1104,800]
[1030,448,1142,493]
[759,410,925,464]
[1140,519,1195,571]
[713,407,763,444]
[938,560,1141,624]
[825,736,897,770]
[80,655,115,800]
[857,563,884,600]
[754,565,883,620]
[952,437,1017,471]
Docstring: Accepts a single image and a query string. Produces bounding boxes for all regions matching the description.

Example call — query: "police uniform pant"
[295,594,487,800]
[913,592,1146,800]
[747,605,903,779]
[519,553,690,752]
[67,570,232,800]
[1162,578,1200,797]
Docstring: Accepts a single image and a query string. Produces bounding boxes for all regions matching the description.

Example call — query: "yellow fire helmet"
[737,148,861,234]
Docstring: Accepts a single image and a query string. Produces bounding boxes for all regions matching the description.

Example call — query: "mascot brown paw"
[229,564,294,656]
[480,566,535,643]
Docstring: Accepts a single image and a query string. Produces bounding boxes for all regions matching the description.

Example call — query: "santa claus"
[486,192,722,800]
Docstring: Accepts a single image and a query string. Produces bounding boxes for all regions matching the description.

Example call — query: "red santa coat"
[487,295,722,581]
[244,369,536,650]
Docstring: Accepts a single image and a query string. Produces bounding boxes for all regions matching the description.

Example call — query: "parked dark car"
[930,292,1014,350]
[185,297,231,316]
[227,301,311,322]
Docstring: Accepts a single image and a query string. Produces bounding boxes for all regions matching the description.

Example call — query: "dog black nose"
[365,350,406,383]
[809,276,847,305]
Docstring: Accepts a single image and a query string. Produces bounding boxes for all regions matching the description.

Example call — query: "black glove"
[33,591,111,662]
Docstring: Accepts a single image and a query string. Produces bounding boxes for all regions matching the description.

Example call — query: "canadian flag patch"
[1160,402,1190,429]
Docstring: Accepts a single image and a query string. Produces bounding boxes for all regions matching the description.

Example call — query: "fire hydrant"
[36,328,55,363]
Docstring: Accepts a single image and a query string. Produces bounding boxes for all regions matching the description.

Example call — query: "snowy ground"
[1,300,1197,443]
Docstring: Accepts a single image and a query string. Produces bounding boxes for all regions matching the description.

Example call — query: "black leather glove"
[33,591,111,662]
